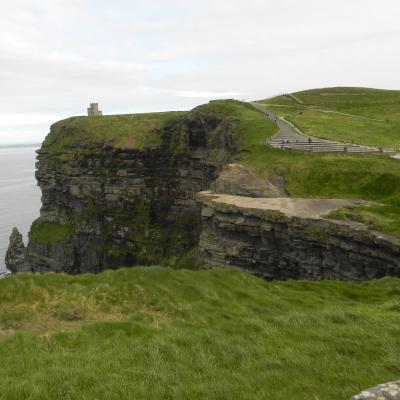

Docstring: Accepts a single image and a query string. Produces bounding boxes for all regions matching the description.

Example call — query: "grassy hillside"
[0,267,399,399]
[43,111,186,152]
[260,87,400,149]
[200,100,400,237]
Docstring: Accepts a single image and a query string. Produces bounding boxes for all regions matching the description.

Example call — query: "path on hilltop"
[250,102,397,156]
[261,103,384,122]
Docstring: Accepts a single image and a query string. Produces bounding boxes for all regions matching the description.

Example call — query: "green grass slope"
[0,267,399,399]
[43,111,186,152]
[200,100,400,237]
[260,87,400,149]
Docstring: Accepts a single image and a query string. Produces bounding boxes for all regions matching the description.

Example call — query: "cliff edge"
[198,191,400,281]
[22,103,242,273]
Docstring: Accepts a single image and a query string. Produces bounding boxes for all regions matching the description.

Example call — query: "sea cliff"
[23,104,240,273]
[8,100,400,281]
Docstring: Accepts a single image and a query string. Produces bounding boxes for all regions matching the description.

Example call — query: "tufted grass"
[0,267,399,399]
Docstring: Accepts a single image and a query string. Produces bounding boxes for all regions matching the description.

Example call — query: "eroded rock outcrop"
[352,381,400,399]
[210,163,285,197]
[198,192,400,281]
[5,228,27,273]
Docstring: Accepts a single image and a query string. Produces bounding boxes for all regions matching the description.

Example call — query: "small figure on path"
[308,138,312,144]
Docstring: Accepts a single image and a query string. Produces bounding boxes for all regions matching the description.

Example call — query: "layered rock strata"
[198,192,400,281]
[23,108,240,274]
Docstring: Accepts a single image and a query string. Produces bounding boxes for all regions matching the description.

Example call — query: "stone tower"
[87,103,103,116]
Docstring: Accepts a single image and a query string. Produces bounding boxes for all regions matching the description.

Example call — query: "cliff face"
[17,100,400,280]
[198,192,400,281]
[24,107,240,273]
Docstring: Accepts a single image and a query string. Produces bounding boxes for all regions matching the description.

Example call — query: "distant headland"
[0,143,41,149]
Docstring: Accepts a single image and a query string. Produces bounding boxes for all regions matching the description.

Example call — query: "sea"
[0,146,41,270]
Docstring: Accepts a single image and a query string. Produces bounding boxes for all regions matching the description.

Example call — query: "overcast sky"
[1,0,399,145]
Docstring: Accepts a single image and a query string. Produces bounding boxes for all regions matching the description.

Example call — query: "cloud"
[170,90,247,99]
[0,0,399,144]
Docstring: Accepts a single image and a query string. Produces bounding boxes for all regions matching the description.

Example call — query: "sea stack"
[5,227,26,273]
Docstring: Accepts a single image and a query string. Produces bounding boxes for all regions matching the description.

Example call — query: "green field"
[260,87,400,149]
[0,267,399,399]
[200,100,400,237]
[43,111,186,152]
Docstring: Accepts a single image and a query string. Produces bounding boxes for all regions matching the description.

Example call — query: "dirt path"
[262,103,385,122]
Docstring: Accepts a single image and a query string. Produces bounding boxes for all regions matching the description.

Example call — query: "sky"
[0,0,399,145]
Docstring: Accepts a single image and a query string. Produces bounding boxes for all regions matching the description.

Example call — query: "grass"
[30,220,75,245]
[260,87,400,149]
[328,203,400,238]
[0,267,399,399]
[199,100,400,238]
[42,111,187,152]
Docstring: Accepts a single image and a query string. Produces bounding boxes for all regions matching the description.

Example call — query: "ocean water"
[0,146,41,270]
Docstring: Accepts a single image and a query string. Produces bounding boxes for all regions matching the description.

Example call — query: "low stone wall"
[198,192,400,281]
[352,381,400,399]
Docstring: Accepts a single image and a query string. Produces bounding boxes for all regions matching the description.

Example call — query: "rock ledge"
[198,191,400,281]
[352,381,400,399]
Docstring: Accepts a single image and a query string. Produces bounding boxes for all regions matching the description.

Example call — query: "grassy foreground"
[0,267,399,399]
[260,87,400,149]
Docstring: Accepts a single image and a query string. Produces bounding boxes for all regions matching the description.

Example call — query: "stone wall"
[198,192,400,281]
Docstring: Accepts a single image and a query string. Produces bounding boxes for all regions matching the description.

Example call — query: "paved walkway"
[250,102,397,156]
